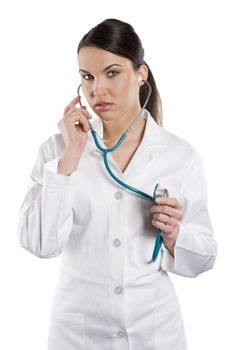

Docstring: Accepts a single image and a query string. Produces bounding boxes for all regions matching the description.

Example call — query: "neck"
[103,106,146,145]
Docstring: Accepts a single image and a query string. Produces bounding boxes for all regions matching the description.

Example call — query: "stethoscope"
[77,81,169,262]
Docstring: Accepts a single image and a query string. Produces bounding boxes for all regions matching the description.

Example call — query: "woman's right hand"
[57,96,92,176]
[57,95,92,153]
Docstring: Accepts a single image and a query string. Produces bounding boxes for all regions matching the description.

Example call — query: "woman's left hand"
[150,197,183,257]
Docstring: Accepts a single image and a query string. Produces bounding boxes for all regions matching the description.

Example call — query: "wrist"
[57,150,82,176]
[162,226,180,257]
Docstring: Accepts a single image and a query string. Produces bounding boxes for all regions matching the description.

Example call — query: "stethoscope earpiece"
[77,84,83,108]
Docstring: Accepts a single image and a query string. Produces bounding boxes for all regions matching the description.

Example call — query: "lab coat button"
[116,329,126,338]
[113,238,121,247]
[114,191,123,200]
[114,286,123,295]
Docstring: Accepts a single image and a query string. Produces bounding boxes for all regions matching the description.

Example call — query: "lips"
[94,102,113,112]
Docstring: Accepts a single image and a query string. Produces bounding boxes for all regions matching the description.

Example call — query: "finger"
[64,106,92,120]
[151,205,183,220]
[64,114,91,132]
[152,213,177,226]
[64,96,81,114]
[155,196,182,209]
[78,106,92,117]
[72,115,91,132]
[151,219,174,234]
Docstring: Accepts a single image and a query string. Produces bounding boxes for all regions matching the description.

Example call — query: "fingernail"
[156,197,161,203]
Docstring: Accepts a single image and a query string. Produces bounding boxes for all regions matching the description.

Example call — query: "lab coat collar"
[89,109,167,177]
[89,109,165,147]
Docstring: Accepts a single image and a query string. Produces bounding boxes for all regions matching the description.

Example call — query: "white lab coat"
[18,109,217,350]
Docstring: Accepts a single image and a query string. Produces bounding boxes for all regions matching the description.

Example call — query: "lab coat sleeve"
[18,140,80,258]
[161,153,217,277]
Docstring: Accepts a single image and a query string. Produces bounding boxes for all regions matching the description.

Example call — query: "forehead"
[78,47,133,71]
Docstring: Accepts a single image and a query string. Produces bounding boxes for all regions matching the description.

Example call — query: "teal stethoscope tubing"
[78,81,163,262]
[91,130,162,262]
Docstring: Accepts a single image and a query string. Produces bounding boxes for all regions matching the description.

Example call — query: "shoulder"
[164,127,200,157]
[163,127,203,170]
[146,111,201,161]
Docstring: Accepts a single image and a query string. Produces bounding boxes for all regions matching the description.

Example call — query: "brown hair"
[77,18,163,126]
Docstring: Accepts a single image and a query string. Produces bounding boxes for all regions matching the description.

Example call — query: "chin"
[94,110,117,121]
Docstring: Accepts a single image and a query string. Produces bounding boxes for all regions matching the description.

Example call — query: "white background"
[0,0,232,349]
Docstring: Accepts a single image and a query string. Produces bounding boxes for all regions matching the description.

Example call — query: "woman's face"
[78,47,145,122]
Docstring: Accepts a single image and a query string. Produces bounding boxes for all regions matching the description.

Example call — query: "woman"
[18,18,217,350]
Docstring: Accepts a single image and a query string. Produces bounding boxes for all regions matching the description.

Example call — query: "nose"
[91,78,107,97]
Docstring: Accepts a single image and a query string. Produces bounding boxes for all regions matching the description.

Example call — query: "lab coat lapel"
[89,110,166,179]
[123,110,166,178]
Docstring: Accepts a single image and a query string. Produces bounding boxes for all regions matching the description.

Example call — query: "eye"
[82,74,93,81]
[107,70,120,78]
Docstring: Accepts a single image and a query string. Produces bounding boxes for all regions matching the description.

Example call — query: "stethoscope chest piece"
[153,183,169,200]
[150,183,169,263]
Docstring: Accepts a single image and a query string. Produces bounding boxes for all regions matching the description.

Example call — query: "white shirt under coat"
[18,109,217,350]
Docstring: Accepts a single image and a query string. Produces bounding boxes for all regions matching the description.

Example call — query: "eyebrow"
[79,63,123,74]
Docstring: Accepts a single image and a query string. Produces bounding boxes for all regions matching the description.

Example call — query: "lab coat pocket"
[48,310,86,350]
[154,303,187,350]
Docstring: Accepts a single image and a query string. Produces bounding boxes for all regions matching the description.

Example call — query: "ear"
[136,64,149,85]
